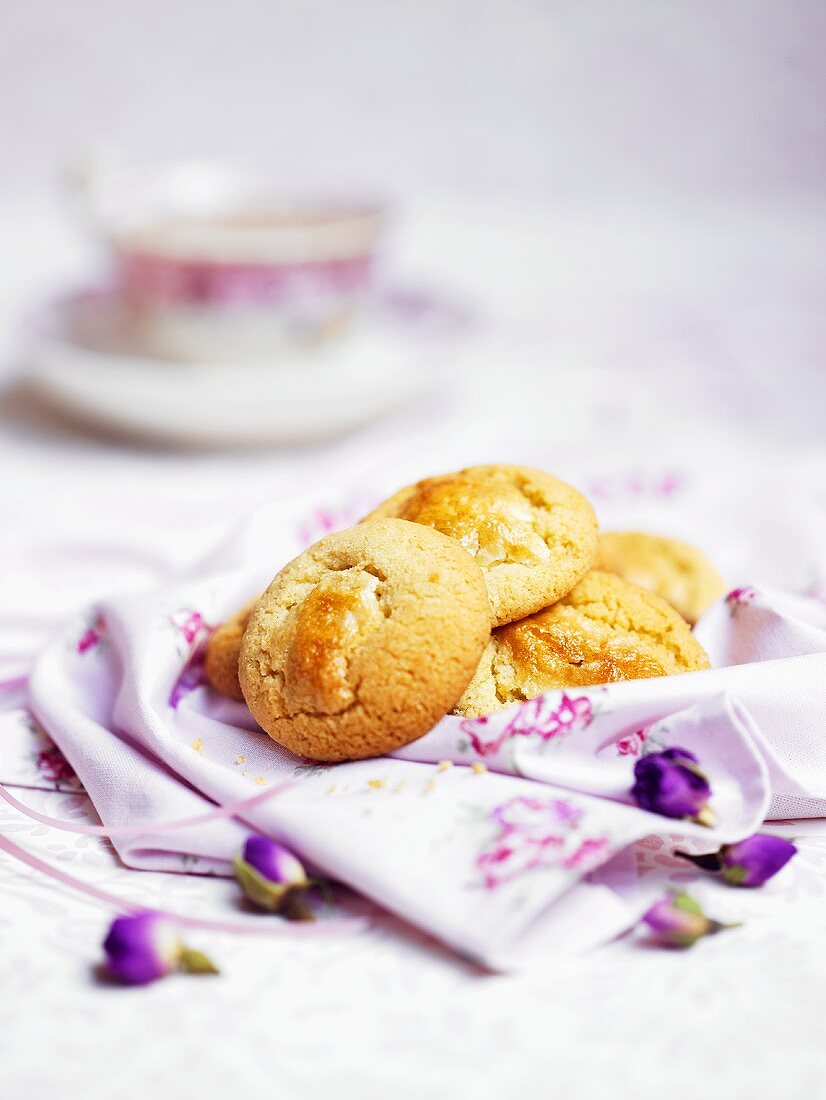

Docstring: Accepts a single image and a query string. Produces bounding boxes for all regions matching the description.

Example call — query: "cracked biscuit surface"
[204,598,258,700]
[362,465,598,627]
[595,530,725,625]
[454,570,710,716]
[239,518,491,761]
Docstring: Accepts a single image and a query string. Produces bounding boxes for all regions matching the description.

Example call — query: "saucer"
[23,288,470,447]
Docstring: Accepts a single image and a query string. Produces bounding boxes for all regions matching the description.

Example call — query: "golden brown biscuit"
[239,519,491,761]
[204,599,258,701]
[455,570,710,716]
[596,531,725,625]
[362,465,598,628]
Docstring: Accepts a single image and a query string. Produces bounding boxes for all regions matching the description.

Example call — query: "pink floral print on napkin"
[169,609,213,647]
[169,653,207,709]
[476,795,611,889]
[458,715,504,757]
[168,609,213,709]
[726,586,758,612]
[490,794,581,838]
[23,714,82,791]
[35,743,77,786]
[297,494,376,548]
[616,728,649,757]
[587,470,685,504]
[460,692,595,758]
[76,612,106,654]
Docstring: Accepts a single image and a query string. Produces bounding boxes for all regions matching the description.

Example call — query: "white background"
[2,0,826,200]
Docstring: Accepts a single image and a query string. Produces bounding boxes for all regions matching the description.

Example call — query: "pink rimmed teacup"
[76,161,387,362]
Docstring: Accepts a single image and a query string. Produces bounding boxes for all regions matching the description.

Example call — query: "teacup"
[76,160,386,362]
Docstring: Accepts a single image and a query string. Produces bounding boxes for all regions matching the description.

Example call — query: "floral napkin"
[8,492,826,969]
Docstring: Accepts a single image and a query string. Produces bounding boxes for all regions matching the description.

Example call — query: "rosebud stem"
[707,919,743,935]
[309,876,335,912]
[281,895,316,922]
[674,849,723,872]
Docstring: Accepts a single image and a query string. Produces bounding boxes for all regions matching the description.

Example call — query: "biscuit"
[455,570,710,716]
[595,531,725,625]
[362,465,598,627]
[239,519,491,761]
[204,599,258,700]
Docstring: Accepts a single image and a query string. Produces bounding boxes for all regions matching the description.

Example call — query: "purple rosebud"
[242,835,307,886]
[720,834,797,887]
[103,912,182,985]
[234,836,312,917]
[640,892,734,949]
[631,747,714,825]
[102,912,218,985]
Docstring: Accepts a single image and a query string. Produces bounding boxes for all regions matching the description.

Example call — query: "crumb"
[471,762,487,775]
[254,776,267,786]
[424,778,437,793]
[368,778,386,790]
[235,754,246,764]
[393,781,405,792]
[325,785,337,795]
[190,738,203,753]
[438,760,453,772]
[241,769,249,777]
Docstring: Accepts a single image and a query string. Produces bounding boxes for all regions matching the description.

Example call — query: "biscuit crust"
[454,570,710,716]
[596,531,725,625]
[204,599,258,700]
[363,465,598,627]
[239,519,491,761]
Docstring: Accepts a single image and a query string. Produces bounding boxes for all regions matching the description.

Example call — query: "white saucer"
[23,290,469,447]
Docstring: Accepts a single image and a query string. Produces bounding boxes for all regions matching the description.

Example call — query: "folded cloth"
[14,494,826,969]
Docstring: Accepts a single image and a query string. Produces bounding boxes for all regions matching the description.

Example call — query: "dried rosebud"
[721,834,797,886]
[677,834,797,887]
[640,892,735,949]
[631,747,714,826]
[234,835,312,918]
[242,835,307,886]
[102,911,218,985]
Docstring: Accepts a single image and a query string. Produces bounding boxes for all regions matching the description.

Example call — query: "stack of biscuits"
[206,465,723,762]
